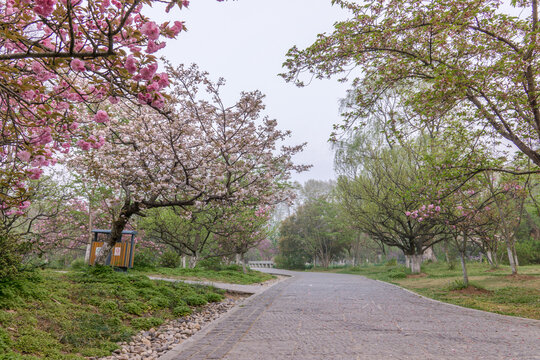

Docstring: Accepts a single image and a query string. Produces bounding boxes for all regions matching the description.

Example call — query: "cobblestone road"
[160,270,540,360]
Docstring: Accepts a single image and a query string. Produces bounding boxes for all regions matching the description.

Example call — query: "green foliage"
[0,232,26,280]
[184,294,207,307]
[172,304,192,317]
[122,301,145,316]
[205,293,223,303]
[0,268,228,358]
[159,251,181,268]
[70,258,87,270]
[385,259,397,266]
[133,249,158,270]
[197,257,223,271]
[0,327,11,353]
[136,266,274,285]
[130,317,164,330]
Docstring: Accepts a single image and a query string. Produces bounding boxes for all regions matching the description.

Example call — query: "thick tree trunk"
[235,253,241,265]
[95,202,138,265]
[459,252,469,287]
[181,255,187,268]
[410,254,422,274]
[189,253,198,268]
[405,254,411,269]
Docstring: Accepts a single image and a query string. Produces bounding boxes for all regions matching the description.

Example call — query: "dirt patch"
[452,286,492,295]
[504,274,537,281]
[484,268,505,273]
[407,273,428,278]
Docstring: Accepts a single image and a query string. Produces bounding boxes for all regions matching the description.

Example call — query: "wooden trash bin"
[88,229,137,269]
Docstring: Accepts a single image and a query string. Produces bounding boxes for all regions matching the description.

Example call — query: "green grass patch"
[135,265,274,285]
[310,262,540,320]
[0,267,225,359]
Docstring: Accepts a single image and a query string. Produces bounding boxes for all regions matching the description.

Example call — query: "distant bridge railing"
[248,261,275,268]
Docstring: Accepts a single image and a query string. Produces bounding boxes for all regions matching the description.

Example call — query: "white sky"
[147,0,351,183]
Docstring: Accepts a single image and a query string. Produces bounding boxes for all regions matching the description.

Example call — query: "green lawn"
[311,262,540,320]
[134,265,274,285]
[0,266,226,359]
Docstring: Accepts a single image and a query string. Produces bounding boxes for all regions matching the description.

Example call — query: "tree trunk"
[506,241,517,275]
[512,244,519,267]
[486,250,494,267]
[181,255,187,268]
[410,254,422,274]
[235,253,241,265]
[443,241,450,263]
[241,253,247,274]
[405,254,411,269]
[459,251,469,287]
[189,253,198,268]
[95,202,138,265]
[423,246,437,262]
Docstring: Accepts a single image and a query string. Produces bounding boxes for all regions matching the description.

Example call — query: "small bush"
[70,258,87,270]
[385,259,397,266]
[130,317,163,330]
[101,300,118,311]
[159,251,181,268]
[184,294,207,306]
[0,327,11,353]
[197,257,223,271]
[387,271,407,279]
[133,249,158,270]
[205,293,223,303]
[122,301,144,316]
[172,304,192,317]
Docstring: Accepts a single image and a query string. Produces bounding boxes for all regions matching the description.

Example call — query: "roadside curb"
[373,278,540,324]
[157,274,294,360]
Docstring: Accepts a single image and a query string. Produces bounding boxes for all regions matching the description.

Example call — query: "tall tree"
[70,64,306,264]
[283,0,540,171]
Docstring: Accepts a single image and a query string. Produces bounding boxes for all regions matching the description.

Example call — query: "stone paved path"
[160,270,540,360]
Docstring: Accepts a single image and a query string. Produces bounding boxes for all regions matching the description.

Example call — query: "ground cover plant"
[311,262,540,320]
[0,266,225,359]
[134,264,274,285]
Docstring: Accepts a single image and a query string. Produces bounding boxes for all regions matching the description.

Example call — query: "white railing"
[248,261,275,268]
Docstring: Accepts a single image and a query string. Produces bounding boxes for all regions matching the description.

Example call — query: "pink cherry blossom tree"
[70,64,308,265]
[0,0,225,212]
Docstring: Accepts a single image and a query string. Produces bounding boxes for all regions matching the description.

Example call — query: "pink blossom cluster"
[405,204,441,222]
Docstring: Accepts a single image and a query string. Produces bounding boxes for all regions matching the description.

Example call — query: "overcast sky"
[147,1,351,184]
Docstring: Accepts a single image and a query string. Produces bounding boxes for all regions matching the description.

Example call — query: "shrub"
[197,257,223,271]
[385,259,397,266]
[70,258,87,270]
[172,304,192,317]
[184,294,207,306]
[159,251,181,268]
[131,317,163,330]
[387,271,407,279]
[205,293,223,303]
[122,302,144,316]
[133,249,158,270]
[0,232,25,280]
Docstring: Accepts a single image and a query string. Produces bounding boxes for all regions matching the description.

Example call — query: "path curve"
[160,270,540,360]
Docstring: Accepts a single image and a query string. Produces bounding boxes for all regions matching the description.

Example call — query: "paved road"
[160,270,540,360]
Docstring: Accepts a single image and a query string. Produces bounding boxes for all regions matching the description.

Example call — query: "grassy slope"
[0,267,226,360]
[134,266,274,285]
[312,262,540,320]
